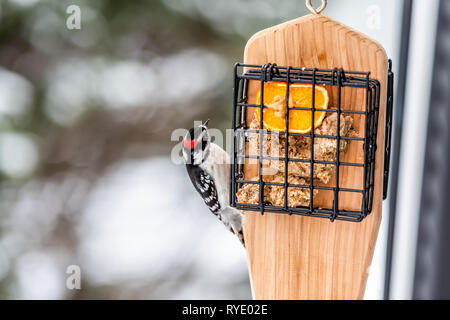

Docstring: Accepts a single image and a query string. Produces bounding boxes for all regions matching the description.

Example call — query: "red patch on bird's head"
[183,139,199,149]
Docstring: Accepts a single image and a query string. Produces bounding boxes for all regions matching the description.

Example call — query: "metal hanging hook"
[305,0,327,14]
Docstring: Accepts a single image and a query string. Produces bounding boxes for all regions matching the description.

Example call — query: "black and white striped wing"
[187,165,221,214]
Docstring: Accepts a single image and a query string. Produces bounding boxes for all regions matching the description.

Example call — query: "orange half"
[254,82,329,134]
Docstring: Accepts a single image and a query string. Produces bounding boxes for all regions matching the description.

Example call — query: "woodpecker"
[182,120,245,247]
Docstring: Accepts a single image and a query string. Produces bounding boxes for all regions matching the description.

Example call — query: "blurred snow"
[44,49,227,126]
[5,156,249,299]
[9,0,40,7]
[0,132,39,178]
[15,250,65,299]
[0,68,34,117]
[162,0,302,37]
[78,156,248,298]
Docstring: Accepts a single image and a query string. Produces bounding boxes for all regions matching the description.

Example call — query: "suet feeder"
[230,0,393,299]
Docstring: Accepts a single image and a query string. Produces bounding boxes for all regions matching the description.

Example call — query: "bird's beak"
[203,119,210,127]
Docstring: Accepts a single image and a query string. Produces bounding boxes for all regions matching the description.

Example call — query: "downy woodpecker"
[182,120,245,246]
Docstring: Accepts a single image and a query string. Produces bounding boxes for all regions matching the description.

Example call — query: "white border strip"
[390,0,440,300]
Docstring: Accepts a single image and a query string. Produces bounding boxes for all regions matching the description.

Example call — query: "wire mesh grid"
[230,63,389,222]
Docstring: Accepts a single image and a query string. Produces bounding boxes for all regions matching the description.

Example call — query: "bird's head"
[182,120,211,165]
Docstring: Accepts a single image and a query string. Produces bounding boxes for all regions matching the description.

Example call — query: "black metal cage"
[230,62,393,222]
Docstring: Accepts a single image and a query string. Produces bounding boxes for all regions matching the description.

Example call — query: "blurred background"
[0,0,448,299]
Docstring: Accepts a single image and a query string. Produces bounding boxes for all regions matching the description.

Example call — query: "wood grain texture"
[242,14,388,300]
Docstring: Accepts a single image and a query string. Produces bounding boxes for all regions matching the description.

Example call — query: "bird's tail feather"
[221,207,246,247]
[237,229,245,247]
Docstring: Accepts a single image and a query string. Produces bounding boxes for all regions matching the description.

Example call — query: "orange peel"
[255,82,329,134]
